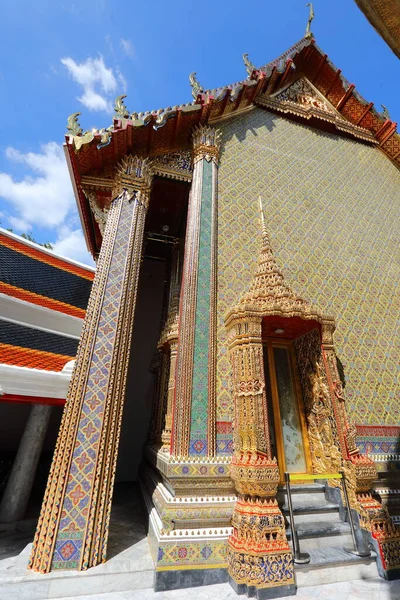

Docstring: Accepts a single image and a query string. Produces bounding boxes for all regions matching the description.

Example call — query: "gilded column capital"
[192,125,222,165]
[113,155,153,204]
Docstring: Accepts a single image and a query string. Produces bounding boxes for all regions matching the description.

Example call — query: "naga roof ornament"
[381,104,391,120]
[114,94,130,119]
[189,72,204,99]
[66,112,83,136]
[305,2,315,39]
[242,53,257,77]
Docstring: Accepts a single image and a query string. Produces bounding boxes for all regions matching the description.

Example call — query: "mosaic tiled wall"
[356,425,400,474]
[216,108,400,453]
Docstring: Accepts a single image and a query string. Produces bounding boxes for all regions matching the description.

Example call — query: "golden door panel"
[263,340,311,479]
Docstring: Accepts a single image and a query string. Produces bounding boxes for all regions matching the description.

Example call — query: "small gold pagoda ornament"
[305,2,314,39]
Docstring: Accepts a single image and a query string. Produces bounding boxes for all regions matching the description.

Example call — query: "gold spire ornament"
[239,197,311,315]
[305,2,315,39]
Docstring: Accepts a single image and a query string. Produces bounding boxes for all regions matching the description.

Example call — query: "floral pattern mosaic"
[216,108,400,453]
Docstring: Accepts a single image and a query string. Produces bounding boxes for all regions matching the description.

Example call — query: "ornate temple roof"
[64,37,400,256]
[0,230,94,372]
[0,230,94,319]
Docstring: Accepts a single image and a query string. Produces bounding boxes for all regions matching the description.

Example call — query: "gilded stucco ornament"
[151,150,192,182]
[85,191,109,235]
[113,155,153,203]
[192,125,222,164]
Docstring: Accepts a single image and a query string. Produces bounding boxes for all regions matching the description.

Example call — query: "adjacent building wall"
[216,108,400,453]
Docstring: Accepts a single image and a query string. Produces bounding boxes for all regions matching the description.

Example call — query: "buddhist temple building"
[21,21,400,599]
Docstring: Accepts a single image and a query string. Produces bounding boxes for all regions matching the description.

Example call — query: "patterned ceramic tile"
[52,196,135,569]
[215,108,400,453]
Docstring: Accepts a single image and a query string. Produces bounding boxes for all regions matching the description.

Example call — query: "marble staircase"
[0,482,381,598]
[278,481,379,585]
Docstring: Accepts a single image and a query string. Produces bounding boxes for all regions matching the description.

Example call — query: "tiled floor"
[1,484,399,600]
[57,578,400,600]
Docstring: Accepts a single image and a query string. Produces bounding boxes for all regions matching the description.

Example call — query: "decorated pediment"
[274,77,337,116]
[256,76,377,145]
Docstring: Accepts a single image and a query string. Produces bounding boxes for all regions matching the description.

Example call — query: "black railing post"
[285,472,310,564]
[340,470,371,558]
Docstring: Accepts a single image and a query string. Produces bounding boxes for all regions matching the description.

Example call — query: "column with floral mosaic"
[172,126,220,457]
[28,156,152,573]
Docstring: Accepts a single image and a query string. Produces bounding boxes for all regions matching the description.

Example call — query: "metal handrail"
[284,472,310,564]
[339,469,371,558]
[284,470,371,562]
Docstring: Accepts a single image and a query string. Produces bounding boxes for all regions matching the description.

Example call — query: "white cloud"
[0,143,74,228]
[61,55,118,112]
[0,143,94,266]
[52,226,95,266]
[8,215,30,231]
[116,68,127,93]
[120,38,134,58]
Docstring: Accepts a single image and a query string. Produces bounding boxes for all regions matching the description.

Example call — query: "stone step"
[281,501,339,515]
[279,483,326,494]
[286,520,353,552]
[295,545,378,587]
[286,519,351,539]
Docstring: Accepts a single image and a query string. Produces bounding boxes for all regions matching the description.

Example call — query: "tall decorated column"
[158,248,181,451]
[172,125,220,457]
[29,156,152,573]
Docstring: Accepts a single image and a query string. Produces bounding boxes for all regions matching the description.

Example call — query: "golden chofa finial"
[305,3,314,39]
[381,104,391,120]
[66,112,83,136]
[189,72,204,99]
[114,94,130,119]
[243,53,256,77]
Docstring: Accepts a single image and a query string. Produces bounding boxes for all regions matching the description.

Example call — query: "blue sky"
[0,0,398,265]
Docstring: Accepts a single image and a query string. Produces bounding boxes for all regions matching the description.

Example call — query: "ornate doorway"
[263,339,311,481]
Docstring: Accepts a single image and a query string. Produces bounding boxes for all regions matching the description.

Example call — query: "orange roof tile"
[0,282,86,319]
[0,343,74,372]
